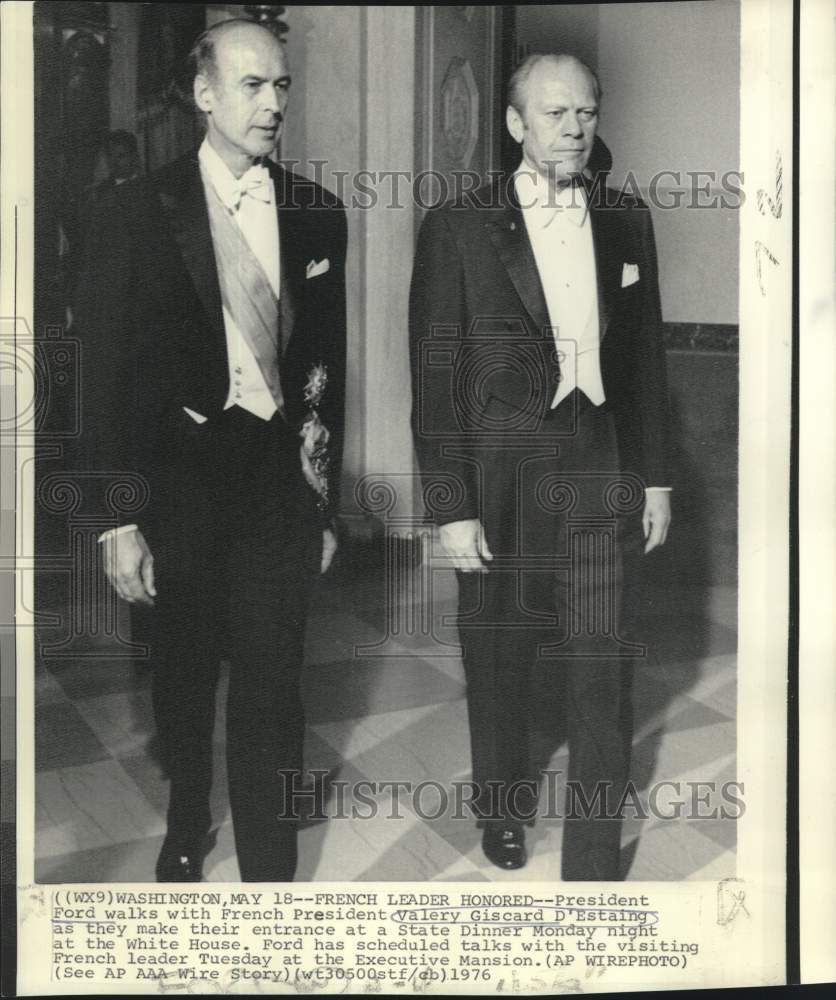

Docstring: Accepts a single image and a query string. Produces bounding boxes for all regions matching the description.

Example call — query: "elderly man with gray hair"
[410,53,671,879]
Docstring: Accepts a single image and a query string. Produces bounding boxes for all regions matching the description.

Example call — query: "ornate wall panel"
[416,5,503,200]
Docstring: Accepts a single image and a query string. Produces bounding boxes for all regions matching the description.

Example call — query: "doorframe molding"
[414,5,504,199]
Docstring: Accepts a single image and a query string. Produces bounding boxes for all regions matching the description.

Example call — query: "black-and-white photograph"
[29,1,743,887]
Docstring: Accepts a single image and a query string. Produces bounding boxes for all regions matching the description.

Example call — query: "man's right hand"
[438,519,493,574]
[102,529,157,606]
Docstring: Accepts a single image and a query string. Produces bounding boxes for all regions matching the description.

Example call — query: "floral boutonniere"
[300,363,330,510]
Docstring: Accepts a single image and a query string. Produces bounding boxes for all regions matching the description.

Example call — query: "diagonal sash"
[202,175,286,415]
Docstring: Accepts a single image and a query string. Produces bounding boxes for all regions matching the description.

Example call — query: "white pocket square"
[183,406,208,424]
[621,263,640,287]
[306,258,330,279]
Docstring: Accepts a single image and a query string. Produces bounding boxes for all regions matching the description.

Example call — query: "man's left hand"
[321,526,338,573]
[642,492,672,554]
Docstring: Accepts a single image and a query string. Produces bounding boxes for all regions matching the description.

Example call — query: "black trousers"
[456,391,643,880]
[148,406,321,881]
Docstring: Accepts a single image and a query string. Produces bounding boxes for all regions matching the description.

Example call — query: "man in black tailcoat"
[409,54,671,879]
[75,18,347,882]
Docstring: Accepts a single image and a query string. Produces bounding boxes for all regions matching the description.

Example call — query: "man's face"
[195,24,290,175]
[507,59,599,186]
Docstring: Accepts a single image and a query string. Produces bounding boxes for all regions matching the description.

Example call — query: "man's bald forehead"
[213,18,282,52]
[190,17,286,84]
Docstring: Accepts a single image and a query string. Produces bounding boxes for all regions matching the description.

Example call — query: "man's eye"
[580,110,598,121]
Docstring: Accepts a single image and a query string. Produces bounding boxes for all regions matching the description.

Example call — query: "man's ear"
[193,73,214,114]
[506,104,525,144]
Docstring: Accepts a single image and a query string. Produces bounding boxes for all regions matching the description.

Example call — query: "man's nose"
[562,111,583,137]
[261,86,283,114]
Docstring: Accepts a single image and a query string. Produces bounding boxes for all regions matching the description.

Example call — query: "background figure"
[74,19,347,882]
[409,53,671,880]
[89,130,141,201]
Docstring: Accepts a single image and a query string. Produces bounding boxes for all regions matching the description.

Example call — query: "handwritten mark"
[753,149,784,296]
[757,150,783,219]
[391,904,659,926]
[717,878,750,926]
[754,241,780,296]
[551,978,585,994]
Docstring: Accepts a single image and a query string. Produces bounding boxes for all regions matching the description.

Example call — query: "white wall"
[282,6,417,519]
[598,1,740,324]
[516,1,741,324]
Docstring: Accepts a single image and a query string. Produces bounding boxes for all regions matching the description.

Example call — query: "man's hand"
[642,491,672,554]
[102,529,156,605]
[439,519,493,573]
[321,526,338,574]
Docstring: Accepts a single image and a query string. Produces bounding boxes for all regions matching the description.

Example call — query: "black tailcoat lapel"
[158,156,308,362]
[158,155,226,351]
[585,179,626,342]
[484,173,628,345]
[484,182,550,337]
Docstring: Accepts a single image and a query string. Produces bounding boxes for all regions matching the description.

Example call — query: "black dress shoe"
[156,840,204,882]
[482,822,527,870]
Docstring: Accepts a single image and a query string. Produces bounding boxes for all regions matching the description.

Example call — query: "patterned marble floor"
[32,536,737,883]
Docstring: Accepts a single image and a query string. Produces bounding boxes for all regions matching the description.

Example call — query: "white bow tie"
[230,168,271,210]
[542,183,588,228]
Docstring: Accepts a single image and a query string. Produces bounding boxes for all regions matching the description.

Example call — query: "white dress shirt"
[99,141,283,543]
[515,168,605,408]
[514,166,670,495]
[198,137,280,422]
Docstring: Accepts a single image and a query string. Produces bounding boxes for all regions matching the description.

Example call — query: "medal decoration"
[300,363,330,511]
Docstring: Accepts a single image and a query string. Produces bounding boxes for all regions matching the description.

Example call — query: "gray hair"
[508,53,602,117]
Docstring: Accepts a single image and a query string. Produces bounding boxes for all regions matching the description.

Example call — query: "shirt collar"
[198,137,271,211]
[514,165,589,228]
